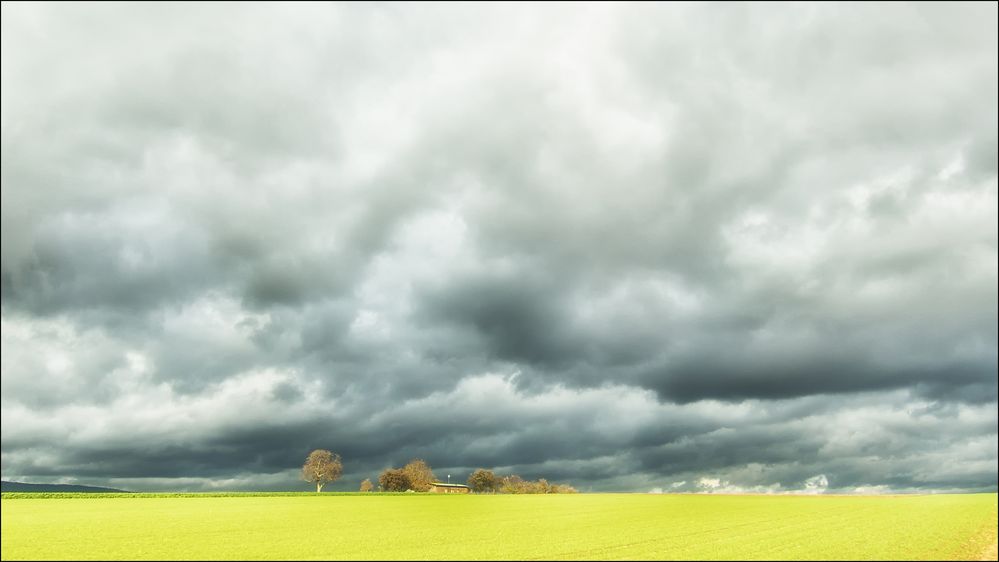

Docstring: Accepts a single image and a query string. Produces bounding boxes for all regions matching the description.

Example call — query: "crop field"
[2,492,996,560]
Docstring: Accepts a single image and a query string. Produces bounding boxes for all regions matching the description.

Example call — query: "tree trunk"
[317,482,323,493]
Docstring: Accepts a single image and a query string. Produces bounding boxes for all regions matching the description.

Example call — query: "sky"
[1,2,996,494]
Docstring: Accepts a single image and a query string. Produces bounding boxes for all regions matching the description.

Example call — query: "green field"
[2,493,995,560]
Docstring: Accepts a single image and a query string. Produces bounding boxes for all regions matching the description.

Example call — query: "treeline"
[375,459,436,492]
[303,450,577,494]
[362,462,576,494]
[468,469,578,494]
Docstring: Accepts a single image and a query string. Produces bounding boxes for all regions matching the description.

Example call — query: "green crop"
[2,493,995,560]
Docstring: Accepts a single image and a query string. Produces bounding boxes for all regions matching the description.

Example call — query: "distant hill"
[1,480,131,493]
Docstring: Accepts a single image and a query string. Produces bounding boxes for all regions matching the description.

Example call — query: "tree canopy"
[467,468,499,493]
[402,459,436,492]
[301,449,343,493]
[378,468,411,492]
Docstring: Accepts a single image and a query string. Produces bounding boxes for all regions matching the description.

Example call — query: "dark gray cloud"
[2,2,996,493]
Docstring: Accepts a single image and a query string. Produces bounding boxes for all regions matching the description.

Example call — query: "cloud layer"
[2,2,996,493]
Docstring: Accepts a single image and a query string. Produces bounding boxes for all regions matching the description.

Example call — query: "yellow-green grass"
[2,493,995,560]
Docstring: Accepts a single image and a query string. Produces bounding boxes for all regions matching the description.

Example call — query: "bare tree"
[359,478,373,492]
[302,449,343,493]
[467,468,498,493]
[402,459,435,492]
[499,474,525,494]
[551,483,578,494]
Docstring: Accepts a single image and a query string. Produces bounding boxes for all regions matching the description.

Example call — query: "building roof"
[430,482,470,488]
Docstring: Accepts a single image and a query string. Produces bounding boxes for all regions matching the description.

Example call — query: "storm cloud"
[2,2,996,493]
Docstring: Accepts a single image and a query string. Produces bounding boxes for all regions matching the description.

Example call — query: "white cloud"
[0,2,995,493]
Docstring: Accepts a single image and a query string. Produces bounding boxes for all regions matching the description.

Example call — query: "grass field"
[2,493,995,560]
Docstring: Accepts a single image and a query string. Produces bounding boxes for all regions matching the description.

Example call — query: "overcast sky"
[1,2,996,494]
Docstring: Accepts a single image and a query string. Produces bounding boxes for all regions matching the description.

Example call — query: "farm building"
[428,482,470,494]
